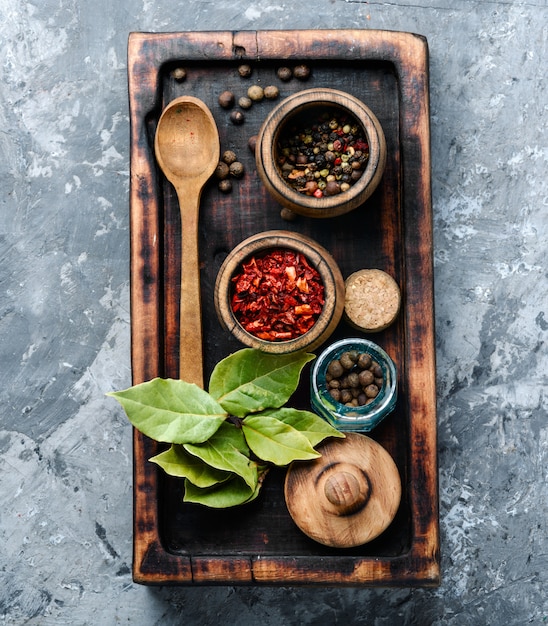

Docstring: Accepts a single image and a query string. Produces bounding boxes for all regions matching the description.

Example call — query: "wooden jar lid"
[284,433,401,548]
[344,269,401,333]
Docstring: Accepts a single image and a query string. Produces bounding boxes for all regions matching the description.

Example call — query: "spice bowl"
[214,230,345,354]
[255,88,386,218]
[310,337,397,432]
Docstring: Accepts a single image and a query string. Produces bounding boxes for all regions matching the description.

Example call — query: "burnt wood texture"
[128,29,439,586]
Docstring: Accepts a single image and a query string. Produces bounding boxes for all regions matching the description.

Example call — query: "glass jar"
[310,337,397,432]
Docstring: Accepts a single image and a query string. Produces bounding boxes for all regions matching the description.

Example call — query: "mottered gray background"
[1,1,547,624]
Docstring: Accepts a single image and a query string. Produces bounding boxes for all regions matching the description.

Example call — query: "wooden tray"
[127,29,439,586]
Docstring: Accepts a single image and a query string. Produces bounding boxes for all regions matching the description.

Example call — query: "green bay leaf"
[183,474,260,508]
[183,422,257,489]
[208,349,315,417]
[242,414,320,466]
[260,407,345,447]
[149,444,231,488]
[107,378,227,444]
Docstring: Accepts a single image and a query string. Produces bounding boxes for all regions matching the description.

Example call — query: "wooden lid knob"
[284,433,401,548]
[323,470,370,514]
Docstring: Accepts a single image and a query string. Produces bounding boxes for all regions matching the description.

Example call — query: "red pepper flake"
[231,249,325,341]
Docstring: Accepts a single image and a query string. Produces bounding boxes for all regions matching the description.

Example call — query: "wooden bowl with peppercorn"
[214,230,345,354]
[255,88,386,218]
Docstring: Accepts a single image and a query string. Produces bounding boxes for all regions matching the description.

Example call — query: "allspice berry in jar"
[325,350,384,408]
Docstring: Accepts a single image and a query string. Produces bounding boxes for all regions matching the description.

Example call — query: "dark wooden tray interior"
[128,30,439,586]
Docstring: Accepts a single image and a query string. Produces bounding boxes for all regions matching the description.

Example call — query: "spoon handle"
[176,185,203,388]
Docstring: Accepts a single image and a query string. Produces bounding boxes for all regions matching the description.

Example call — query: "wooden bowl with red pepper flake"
[255,88,386,218]
[214,230,345,354]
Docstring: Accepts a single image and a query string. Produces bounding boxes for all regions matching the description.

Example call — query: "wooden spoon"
[154,96,220,387]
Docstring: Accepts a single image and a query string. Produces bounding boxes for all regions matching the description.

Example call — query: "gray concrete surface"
[1,1,547,624]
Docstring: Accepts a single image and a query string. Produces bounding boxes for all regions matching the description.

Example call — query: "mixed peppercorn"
[231,249,325,341]
[276,112,370,198]
[325,350,384,407]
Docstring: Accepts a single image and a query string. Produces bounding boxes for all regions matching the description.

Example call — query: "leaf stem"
[226,414,244,428]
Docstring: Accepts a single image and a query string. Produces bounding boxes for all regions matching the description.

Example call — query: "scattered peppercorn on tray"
[127,29,439,586]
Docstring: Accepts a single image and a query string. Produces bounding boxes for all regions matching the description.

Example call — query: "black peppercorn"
[238,63,252,78]
[277,66,292,81]
[171,67,187,81]
[218,179,232,193]
[215,162,230,180]
[247,85,264,101]
[280,207,297,221]
[218,90,235,109]
[222,150,238,165]
[238,96,253,110]
[230,110,245,125]
[229,161,245,178]
[293,64,311,80]
[315,154,326,168]
[264,85,280,100]
[248,135,258,154]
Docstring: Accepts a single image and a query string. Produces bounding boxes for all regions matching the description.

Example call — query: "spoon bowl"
[154,96,220,387]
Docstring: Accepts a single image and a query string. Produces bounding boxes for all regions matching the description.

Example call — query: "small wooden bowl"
[214,230,345,354]
[256,88,386,218]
